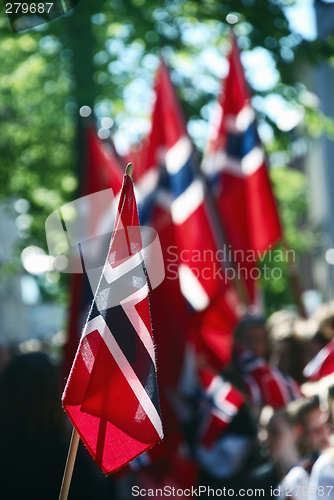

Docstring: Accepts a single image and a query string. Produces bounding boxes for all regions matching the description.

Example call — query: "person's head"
[270,336,304,383]
[297,396,332,454]
[234,316,269,360]
[0,352,66,436]
[267,410,299,465]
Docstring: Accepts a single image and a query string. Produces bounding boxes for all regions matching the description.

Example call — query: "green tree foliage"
[262,166,314,314]
[0,22,77,234]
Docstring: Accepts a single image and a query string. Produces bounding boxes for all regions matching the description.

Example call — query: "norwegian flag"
[303,338,334,381]
[202,35,282,304]
[62,172,163,474]
[146,60,240,369]
[197,369,245,448]
[238,349,301,409]
[148,61,232,310]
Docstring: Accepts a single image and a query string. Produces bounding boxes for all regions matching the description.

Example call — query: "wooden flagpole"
[58,428,80,500]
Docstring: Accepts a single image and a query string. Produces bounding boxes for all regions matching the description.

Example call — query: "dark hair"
[234,315,267,343]
[267,410,294,436]
[0,352,66,436]
[296,396,321,427]
[277,336,305,383]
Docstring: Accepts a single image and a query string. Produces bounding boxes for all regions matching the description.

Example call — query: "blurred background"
[3,1,334,499]
[2,0,334,350]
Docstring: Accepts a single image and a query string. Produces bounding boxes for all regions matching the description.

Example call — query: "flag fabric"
[190,293,240,370]
[129,125,190,393]
[62,173,163,474]
[197,369,245,448]
[303,338,334,381]
[194,368,249,480]
[148,61,234,311]
[238,349,301,409]
[63,127,124,380]
[83,126,124,196]
[146,60,240,370]
[202,35,282,304]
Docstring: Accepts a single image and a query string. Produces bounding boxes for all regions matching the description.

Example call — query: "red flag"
[83,126,124,196]
[303,338,334,381]
[62,173,163,474]
[238,349,301,408]
[197,369,245,448]
[202,35,282,304]
[147,60,240,369]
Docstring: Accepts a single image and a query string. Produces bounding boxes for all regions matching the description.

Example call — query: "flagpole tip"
[125,162,134,177]
[226,13,239,25]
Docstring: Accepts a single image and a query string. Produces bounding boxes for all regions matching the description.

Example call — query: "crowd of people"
[1,302,334,499]
[190,305,334,500]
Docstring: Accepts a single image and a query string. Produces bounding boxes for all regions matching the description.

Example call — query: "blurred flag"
[238,349,301,408]
[303,338,334,381]
[202,35,282,304]
[149,61,230,311]
[146,60,240,370]
[62,172,163,474]
[63,127,124,380]
[83,126,124,196]
[197,369,245,448]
